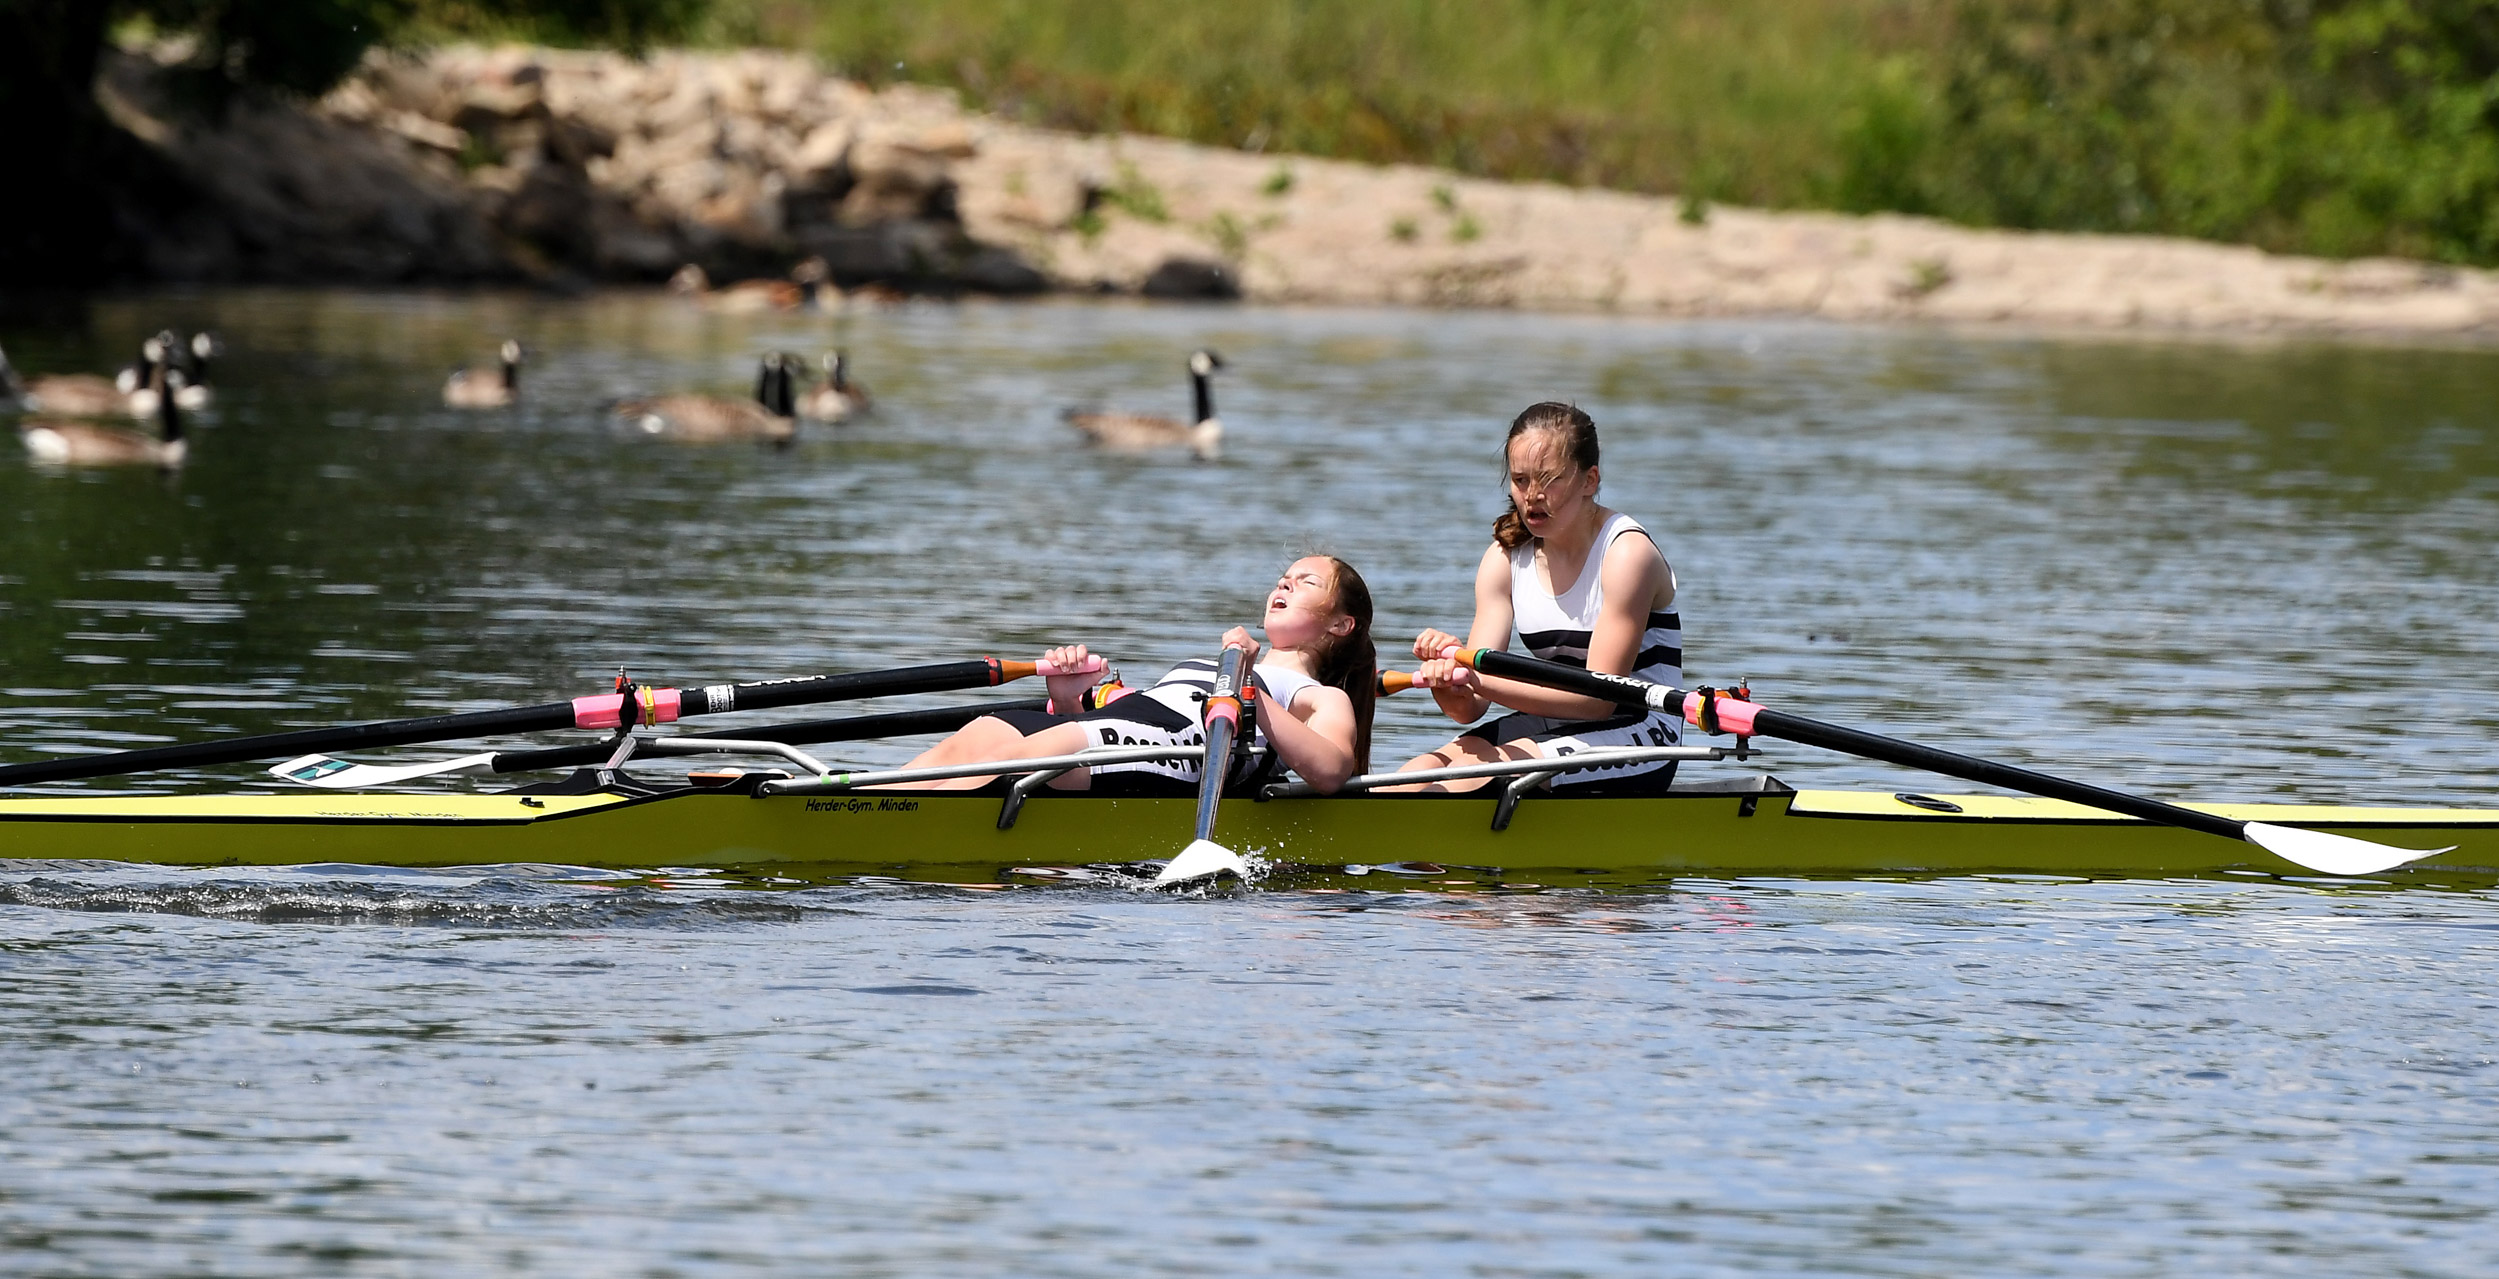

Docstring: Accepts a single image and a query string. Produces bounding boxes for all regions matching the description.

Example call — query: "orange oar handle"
[991,654,1111,683]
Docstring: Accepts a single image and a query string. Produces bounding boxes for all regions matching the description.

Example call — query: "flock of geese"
[5,325,1231,468]
[447,340,1228,457]
[0,331,218,468]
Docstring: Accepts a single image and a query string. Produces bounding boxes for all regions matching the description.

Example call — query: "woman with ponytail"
[1392,403,1686,793]
[897,556,1375,795]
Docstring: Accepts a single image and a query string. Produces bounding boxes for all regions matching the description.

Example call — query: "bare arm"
[1410,543,1515,724]
[1260,684,1360,793]
[1217,625,1359,792]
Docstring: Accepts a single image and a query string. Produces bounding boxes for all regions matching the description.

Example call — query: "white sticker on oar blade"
[270,753,497,789]
[2242,821,2454,877]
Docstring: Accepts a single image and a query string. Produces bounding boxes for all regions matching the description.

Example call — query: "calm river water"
[2,291,2495,1274]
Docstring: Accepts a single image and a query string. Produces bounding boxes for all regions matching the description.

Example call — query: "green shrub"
[1840,0,2499,264]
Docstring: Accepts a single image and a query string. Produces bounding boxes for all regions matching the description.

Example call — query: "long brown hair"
[1296,556,1376,774]
[1491,402,1601,550]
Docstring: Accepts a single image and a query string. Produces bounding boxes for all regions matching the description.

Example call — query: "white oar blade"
[2243,821,2454,877]
[1153,839,1249,888]
[269,752,497,789]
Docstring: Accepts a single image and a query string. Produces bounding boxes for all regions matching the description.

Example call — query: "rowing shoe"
[1443,647,2452,878]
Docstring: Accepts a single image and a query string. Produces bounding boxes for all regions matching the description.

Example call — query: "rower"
[890,556,1376,795]
[1389,402,1685,793]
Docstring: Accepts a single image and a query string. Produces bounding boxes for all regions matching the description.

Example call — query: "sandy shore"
[98,43,2499,337]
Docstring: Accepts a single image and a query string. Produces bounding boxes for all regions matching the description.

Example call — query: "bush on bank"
[1844,0,2499,265]
[706,0,2499,268]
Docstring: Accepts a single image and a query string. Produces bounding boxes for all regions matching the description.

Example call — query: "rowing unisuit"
[994,656,1321,792]
[1462,509,1685,790]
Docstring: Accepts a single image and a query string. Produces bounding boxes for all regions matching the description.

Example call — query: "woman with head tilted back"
[894,556,1376,795]
[1392,402,1685,793]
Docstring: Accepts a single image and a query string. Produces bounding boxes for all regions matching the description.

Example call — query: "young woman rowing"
[893,556,1376,794]
[1392,402,1685,793]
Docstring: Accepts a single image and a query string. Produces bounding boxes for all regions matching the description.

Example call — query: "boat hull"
[4,784,2495,883]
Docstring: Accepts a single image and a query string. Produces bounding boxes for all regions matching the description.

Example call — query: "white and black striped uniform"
[993,657,1320,794]
[1462,510,1685,793]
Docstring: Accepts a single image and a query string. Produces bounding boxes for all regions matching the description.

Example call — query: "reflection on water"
[4,291,2492,803]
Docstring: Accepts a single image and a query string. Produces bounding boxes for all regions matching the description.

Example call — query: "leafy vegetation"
[716,0,2499,266]
[717,0,1935,213]
[17,0,2499,281]
[1841,0,2499,265]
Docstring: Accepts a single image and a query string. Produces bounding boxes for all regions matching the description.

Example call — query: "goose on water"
[613,353,801,443]
[0,337,160,419]
[1063,349,1226,460]
[667,259,839,313]
[443,340,524,409]
[799,350,873,423]
[19,359,187,469]
[173,332,221,411]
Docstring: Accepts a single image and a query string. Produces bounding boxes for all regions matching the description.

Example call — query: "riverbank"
[94,42,2499,337]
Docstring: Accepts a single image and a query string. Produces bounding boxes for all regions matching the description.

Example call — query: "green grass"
[406,0,2499,266]
[699,0,1946,212]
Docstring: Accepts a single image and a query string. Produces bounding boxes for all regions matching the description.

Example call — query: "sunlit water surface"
[3,292,2495,1274]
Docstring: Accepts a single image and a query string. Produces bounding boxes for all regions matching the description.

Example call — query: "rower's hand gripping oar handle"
[1431,645,1754,731]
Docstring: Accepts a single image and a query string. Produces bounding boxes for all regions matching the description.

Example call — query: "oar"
[1154,642,1256,887]
[1444,646,2452,877]
[1,657,1093,789]
[269,698,1049,789]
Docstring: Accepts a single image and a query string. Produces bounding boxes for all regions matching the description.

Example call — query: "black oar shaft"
[487,699,1045,774]
[1192,647,1250,844]
[1744,705,2247,843]
[0,659,1009,788]
[1459,647,2249,843]
[0,704,573,788]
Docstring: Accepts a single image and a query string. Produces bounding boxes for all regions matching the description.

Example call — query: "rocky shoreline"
[91,42,2499,337]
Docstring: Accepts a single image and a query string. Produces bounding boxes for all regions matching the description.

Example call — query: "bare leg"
[1375,735,1548,792]
[892,718,1096,790]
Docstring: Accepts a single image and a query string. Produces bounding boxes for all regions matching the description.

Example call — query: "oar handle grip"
[1377,670,1418,695]
[994,654,1110,682]
[1440,645,1757,731]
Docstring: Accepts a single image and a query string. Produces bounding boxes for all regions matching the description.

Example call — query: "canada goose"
[799,350,873,423]
[173,332,221,411]
[613,353,800,443]
[667,260,836,314]
[443,340,524,409]
[0,338,159,419]
[1063,349,1226,460]
[19,360,186,468]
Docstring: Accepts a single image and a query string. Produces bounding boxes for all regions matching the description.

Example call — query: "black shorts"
[988,698,1274,796]
[1458,708,1683,795]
